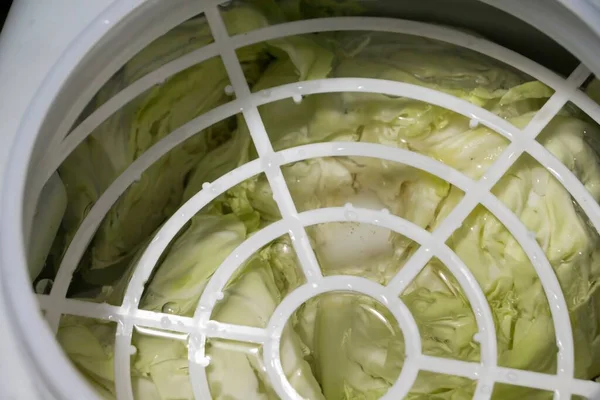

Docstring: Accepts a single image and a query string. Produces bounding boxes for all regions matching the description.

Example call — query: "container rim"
[1,0,600,399]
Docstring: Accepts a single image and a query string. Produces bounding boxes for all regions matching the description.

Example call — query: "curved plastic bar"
[262,276,421,400]
[114,322,134,400]
[34,43,220,193]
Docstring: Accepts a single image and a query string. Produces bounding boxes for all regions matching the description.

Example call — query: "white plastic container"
[2,0,600,399]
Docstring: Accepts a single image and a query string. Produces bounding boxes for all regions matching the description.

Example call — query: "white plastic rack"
[32,1,600,399]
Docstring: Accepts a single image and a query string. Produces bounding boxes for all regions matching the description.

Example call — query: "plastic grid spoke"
[37,295,267,343]
[204,7,322,283]
[522,64,591,138]
[416,355,600,398]
[36,6,600,400]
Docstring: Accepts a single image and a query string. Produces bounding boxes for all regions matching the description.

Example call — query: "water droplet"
[180,212,186,218]
[346,284,353,290]
[129,345,137,355]
[260,89,271,98]
[506,372,518,382]
[469,118,479,129]
[379,294,389,305]
[161,316,171,328]
[162,302,179,314]
[261,153,284,172]
[335,145,346,153]
[224,85,234,96]
[473,333,481,342]
[211,185,220,194]
[202,182,211,190]
[344,210,357,220]
[206,321,218,331]
[357,85,364,90]
[214,291,224,301]
[292,94,303,104]
[108,315,116,321]
[311,283,319,289]
[296,85,303,91]
[35,279,53,294]
[194,351,211,366]
[103,19,111,25]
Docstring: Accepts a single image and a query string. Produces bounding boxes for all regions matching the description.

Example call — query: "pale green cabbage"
[54,3,600,400]
[57,7,272,284]
[587,78,600,106]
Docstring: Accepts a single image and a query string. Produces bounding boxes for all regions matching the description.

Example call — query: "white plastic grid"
[32,2,600,400]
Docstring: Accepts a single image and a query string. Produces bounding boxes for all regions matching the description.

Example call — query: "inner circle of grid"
[32,3,600,400]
